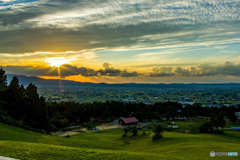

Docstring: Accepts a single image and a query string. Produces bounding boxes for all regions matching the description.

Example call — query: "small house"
[119,117,139,125]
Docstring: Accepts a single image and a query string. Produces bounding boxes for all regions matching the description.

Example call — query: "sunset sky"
[0,0,240,83]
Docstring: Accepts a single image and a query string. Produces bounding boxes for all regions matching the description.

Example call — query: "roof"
[121,117,138,124]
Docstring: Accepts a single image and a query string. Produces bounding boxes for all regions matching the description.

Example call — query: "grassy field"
[0,122,240,160]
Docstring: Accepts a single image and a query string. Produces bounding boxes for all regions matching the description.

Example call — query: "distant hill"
[6,74,96,88]
[7,74,240,89]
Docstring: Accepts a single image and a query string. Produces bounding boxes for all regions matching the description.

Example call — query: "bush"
[212,129,224,134]
[199,122,212,133]
[0,114,18,126]
[152,124,163,141]
[131,127,138,136]
[0,113,45,133]
[123,127,130,136]
[190,126,199,134]
[154,124,163,134]
[45,124,58,132]
[152,133,163,141]
[122,134,127,137]
[142,130,146,135]
[199,122,224,134]
[49,117,69,129]
[64,135,70,138]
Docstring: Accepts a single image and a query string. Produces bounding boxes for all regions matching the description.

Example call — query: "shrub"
[142,129,146,135]
[199,122,212,133]
[152,124,163,141]
[123,127,130,136]
[212,129,224,134]
[154,124,163,134]
[199,122,224,134]
[122,134,127,137]
[131,127,138,136]
[64,135,70,138]
[152,133,163,141]
[45,124,58,132]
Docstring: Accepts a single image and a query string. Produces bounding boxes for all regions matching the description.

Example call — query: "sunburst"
[45,57,70,67]
[44,57,73,99]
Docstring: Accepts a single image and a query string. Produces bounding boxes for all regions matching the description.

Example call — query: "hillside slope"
[0,123,239,160]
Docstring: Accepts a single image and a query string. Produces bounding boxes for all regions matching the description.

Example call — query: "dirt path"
[96,124,123,130]
[51,121,153,137]
[51,124,123,137]
[0,156,19,160]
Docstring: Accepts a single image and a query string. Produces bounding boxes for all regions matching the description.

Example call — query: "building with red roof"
[119,117,138,125]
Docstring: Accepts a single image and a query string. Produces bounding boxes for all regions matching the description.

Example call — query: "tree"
[154,124,163,135]
[153,124,163,140]
[123,127,130,137]
[0,68,7,111]
[5,76,26,119]
[0,67,7,92]
[24,83,48,129]
[131,126,138,136]
[199,122,213,133]
[229,113,237,124]
[199,113,226,134]
[210,113,226,130]
[182,105,195,118]
[134,111,145,121]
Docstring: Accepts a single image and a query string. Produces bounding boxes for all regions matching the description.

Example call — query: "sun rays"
[45,57,71,67]
[44,57,75,98]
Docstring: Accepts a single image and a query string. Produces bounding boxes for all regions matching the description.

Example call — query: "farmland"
[38,86,240,107]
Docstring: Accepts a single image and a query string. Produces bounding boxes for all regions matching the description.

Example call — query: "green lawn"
[159,119,208,133]
[0,123,240,160]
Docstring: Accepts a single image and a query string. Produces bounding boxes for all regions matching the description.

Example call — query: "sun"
[45,57,70,67]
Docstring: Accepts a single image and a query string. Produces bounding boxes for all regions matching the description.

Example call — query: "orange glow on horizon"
[39,75,96,83]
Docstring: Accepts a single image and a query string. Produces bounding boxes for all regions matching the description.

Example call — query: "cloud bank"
[150,61,240,77]
[3,63,140,78]
[3,61,240,80]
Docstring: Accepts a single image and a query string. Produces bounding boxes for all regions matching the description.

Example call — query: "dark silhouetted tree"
[24,83,48,129]
[5,76,26,119]
[131,126,138,136]
[123,127,130,137]
[153,124,163,140]
[0,68,7,111]
[0,67,7,92]
[210,113,226,129]
[229,113,237,124]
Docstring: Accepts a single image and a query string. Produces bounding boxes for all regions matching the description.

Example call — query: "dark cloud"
[61,64,99,77]
[98,63,140,77]
[121,69,139,77]
[173,67,191,76]
[98,63,121,76]
[195,61,240,76]
[3,64,98,77]
[3,63,140,77]
[98,69,121,76]
[150,67,174,77]
[3,61,240,78]
[150,73,174,77]
[149,62,240,77]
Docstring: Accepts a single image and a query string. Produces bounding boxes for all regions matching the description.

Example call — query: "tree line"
[0,68,239,133]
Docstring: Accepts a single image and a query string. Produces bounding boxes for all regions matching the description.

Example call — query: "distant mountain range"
[7,74,240,89]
